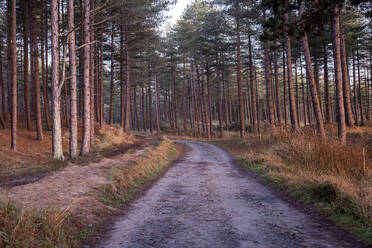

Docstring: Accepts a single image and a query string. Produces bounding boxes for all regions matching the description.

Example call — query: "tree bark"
[23,2,31,131]
[263,37,275,132]
[109,25,115,125]
[0,42,5,128]
[285,13,299,131]
[324,43,332,123]
[80,0,91,155]
[68,0,78,158]
[120,29,125,127]
[155,73,160,134]
[148,72,153,133]
[51,0,64,160]
[124,34,131,134]
[236,0,245,137]
[357,45,364,126]
[248,36,257,134]
[352,51,359,125]
[332,4,347,143]
[30,0,44,141]
[141,85,146,131]
[339,10,354,127]
[299,6,325,139]
[41,0,51,131]
[10,0,17,151]
[273,50,282,130]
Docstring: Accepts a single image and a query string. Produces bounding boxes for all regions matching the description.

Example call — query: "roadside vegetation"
[0,137,179,248]
[210,125,372,244]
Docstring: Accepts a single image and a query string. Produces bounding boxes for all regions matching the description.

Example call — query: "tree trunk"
[352,51,359,125]
[141,85,146,131]
[357,45,364,126]
[263,37,275,131]
[248,37,257,134]
[124,34,131,134]
[236,0,245,137]
[23,2,31,131]
[283,47,287,126]
[299,5,325,139]
[332,4,347,143]
[99,36,104,128]
[285,13,299,131]
[339,10,354,127]
[41,0,51,131]
[120,29,125,127]
[89,1,95,144]
[182,58,187,133]
[148,72,153,133]
[30,0,44,141]
[300,54,307,125]
[0,42,5,128]
[80,0,91,155]
[216,57,223,138]
[10,0,17,151]
[172,62,178,131]
[109,25,114,125]
[51,0,64,159]
[68,0,78,158]
[206,66,213,137]
[155,73,160,134]
[273,50,282,130]
[324,43,332,123]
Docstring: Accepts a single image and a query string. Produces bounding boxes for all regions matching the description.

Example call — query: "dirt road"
[97,141,367,248]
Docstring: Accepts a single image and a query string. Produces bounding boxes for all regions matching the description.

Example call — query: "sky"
[161,0,194,31]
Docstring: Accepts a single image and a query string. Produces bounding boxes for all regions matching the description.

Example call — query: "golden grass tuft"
[96,139,178,208]
[94,125,135,150]
[0,202,78,248]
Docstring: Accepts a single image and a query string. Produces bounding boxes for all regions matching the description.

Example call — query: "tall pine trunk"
[68,0,78,158]
[109,25,114,125]
[299,5,325,139]
[249,35,257,134]
[332,4,347,143]
[51,0,64,160]
[30,0,44,141]
[263,37,275,131]
[285,13,299,131]
[236,0,245,137]
[23,2,31,131]
[10,0,17,151]
[80,0,91,155]
[339,10,354,127]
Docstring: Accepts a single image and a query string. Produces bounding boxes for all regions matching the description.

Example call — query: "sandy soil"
[0,144,150,224]
[97,141,368,248]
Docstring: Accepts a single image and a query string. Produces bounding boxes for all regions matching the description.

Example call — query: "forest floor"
[207,124,372,245]
[0,117,180,247]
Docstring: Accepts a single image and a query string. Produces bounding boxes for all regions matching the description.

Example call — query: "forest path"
[97,140,367,248]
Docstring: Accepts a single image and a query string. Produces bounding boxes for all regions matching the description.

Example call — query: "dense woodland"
[0,0,371,160]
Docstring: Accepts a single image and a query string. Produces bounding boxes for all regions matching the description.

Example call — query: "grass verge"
[210,132,372,245]
[0,138,179,248]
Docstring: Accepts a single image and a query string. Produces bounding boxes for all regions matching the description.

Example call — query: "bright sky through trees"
[161,0,193,31]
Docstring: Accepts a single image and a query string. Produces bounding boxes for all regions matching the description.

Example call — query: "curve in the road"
[97,140,368,248]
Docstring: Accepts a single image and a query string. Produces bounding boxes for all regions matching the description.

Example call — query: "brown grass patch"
[0,138,178,247]
[210,127,372,243]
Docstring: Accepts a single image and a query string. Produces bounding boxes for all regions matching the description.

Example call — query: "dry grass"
[211,127,372,244]
[0,202,78,248]
[0,138,179,248]
[96,139,178,208]
[0,123,137,180]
